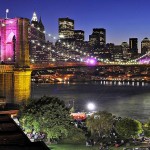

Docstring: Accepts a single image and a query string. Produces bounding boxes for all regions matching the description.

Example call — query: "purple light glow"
[138,55,150,64]
[86,58,97,65]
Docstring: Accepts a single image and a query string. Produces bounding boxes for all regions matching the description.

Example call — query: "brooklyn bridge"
[0,17,150,103]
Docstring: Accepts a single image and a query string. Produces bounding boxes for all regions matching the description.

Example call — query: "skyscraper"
[141,37,150,55]
[58,17,74,40]
[89,28,106,48]
[29,12,48,63]
[121,42,129,60]
[129,38,138,58]
[74,30,84,42]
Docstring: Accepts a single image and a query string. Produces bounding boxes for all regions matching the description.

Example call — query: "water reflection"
[0,71,31,103]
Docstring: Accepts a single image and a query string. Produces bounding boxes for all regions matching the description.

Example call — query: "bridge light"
[9,20,13,24]
[37,27,40,30]
[8,57,11,61]
[48,34,51,36]
[43,31,46,33]
[53,37,56,39]
[2,23,5,26]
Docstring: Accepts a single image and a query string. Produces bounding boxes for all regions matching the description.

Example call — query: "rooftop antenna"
[6,9,9,19]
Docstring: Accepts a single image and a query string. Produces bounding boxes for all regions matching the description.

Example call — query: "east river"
[31,81,150,122]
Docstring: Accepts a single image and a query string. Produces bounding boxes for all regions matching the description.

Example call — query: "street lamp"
[87,102,95,111]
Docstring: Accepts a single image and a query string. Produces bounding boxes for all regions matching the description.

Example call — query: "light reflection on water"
[32,81,150,122]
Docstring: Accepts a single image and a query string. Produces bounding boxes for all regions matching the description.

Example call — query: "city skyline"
[1,0,150,50]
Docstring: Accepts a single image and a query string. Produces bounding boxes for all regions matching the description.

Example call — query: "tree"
[143,120,150,137]
[19,96,72,140]
[115,117,143,139]
[86,111,114,139]
[61,126,86,144]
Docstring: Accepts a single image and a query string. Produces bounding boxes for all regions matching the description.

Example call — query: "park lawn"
[48,144,124,150]
[48,143,147,150]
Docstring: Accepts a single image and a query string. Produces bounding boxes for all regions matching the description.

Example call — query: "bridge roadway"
[0,62,149,71]
[30,62,150,70]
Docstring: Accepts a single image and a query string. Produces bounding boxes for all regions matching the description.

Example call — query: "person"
[99,143,103,150]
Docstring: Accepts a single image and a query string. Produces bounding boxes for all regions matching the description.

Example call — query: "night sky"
[1,0,150,49]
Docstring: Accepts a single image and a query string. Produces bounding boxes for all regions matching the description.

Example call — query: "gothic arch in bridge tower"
[6,31,15,62]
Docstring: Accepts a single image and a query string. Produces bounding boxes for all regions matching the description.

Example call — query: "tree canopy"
[19,96,72,139]
[86,111,114,138]
[115,117,143,139]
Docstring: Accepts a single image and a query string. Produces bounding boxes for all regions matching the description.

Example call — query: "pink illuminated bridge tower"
[0,18,30,67]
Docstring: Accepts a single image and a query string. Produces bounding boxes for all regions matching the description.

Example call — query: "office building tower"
[112,45,123,61]
[74,30,84,42]
[121,42,129,60]
[59,17,74,40]
[89,28,106,48]
[141,37,150,55]
[129,38,138,58]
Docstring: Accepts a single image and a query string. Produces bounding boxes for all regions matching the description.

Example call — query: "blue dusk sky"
[0,0,150,50]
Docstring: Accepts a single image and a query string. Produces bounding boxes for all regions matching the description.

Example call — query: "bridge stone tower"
[0,18,30,67]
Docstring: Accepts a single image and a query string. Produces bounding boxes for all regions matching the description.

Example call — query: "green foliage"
[19,96,72,139]
[115,117,143,139]
[61,126,86,144]
[143,120,150,137]
[86,111,114,138]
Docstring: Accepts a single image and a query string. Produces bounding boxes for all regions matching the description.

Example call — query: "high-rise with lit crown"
[29,12,49,63]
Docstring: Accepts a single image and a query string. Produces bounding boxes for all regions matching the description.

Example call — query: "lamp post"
[6,9,9,19]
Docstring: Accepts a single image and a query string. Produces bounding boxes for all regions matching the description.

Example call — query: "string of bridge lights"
[30,25,88,56]
[30,25,96,63]
[30,28,87,62]
[31,25,143,65]
[0,21,148,65]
